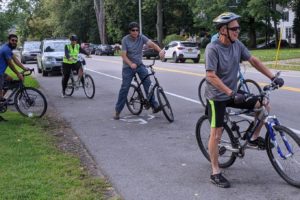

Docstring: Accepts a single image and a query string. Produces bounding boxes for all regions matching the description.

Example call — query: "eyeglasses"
[131,29,139,32]
[227,26,240,32]
[10,39,18,42]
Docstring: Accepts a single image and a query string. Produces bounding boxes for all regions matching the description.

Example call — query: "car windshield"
[24,42,41,50]
[181,42,197,47]
[44,41,69,52]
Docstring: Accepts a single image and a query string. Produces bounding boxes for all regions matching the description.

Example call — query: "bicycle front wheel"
[198,78,207,108]
[65,77,74,96]
[238,79,261,95]
[195,115,237,168]
[156,87,174,123]
[266,125,300,188]
[14,87,47,118]
[83,74,95,99]
[126,84,143,115]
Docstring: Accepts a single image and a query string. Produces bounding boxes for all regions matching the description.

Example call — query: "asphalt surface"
[25,56,300,200]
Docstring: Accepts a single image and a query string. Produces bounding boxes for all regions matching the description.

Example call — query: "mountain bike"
[126,59,174,123]
[195,72,300,188]
[65,55,95,99]
[0,69,47,118]
[198,68,261,107]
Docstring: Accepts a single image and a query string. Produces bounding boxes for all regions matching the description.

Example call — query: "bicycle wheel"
[156,87,174,123]
[238,79,261,95]
[266,125,300,188]
[65,77,74,96]
[83,74,95,99]
[195,115,237,168]
[198,78,207,107]
[14,87,47,118]
[126,84,143,115]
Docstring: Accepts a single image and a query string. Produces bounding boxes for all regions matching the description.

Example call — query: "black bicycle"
[198,68,261,107]
[126,60,174,123]
[0,69,48,118]
[195,72,300,187]
[65,55,95,99]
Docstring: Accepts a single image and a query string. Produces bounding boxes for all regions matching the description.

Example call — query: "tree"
[292,0,300,47]
[94,0,107,44]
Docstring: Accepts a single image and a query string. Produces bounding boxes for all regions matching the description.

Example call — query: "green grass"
[5,68,39,88]
[0,112,109,199]
[250,48,300,61]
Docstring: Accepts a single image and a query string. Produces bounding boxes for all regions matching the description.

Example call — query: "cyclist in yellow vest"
[61,35,90,97]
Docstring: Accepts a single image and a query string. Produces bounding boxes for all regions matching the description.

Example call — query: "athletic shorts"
[206,96,258,128]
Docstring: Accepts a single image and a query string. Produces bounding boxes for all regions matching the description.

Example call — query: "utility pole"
[139,0,142,35]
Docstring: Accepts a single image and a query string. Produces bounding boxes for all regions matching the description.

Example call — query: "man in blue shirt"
[0,34,28,102]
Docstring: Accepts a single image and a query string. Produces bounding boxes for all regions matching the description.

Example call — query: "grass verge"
[0,111,112,200]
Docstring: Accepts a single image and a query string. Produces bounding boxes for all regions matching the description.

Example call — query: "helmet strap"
[226,24,235,44]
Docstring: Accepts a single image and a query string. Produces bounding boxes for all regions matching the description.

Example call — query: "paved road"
[26,56,300,200]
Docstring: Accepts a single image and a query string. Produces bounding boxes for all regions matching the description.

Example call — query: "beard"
[8,43,17,49]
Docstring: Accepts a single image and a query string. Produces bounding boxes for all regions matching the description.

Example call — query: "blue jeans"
[115,64,158,113]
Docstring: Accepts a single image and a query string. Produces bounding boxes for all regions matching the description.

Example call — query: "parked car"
[81,42,91,54]
[142,40,159,59]
[20,41,41,64]
[256,39,290,49]
[162,41,200,63]
[95,44,114,56]
[88,43,98,54]
[37,38,70,76]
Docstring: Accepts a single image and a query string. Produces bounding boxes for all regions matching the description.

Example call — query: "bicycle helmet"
[70,35,78,41]
[128,22,139,30]
[213,12,241,30]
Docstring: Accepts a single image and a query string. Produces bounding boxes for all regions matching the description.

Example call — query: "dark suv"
[95,44,114,56]
[20,41,41,64]
[142,40,159,59]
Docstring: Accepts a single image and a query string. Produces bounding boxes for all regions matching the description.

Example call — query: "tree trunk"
[271,0,279,48]
[94,0,107,44]
[156,0,163,47]
[248,17,256,48]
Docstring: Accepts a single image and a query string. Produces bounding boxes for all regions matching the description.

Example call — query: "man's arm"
[121,50,137,69]
[12,55,29,71]
[206,70,232,96]
[7,59,23,81]
[146,40,165,59]
[248,56,274,80]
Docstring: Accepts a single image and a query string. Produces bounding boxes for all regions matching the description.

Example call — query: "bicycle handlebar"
[22,68,34,76]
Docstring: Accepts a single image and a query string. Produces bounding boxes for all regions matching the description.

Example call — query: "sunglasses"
[227,26,240,32]
[131,29,139,32]
[10,39,18,42]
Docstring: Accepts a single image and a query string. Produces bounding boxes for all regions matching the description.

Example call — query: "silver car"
[37,39,70,76]
[20,41,41,64]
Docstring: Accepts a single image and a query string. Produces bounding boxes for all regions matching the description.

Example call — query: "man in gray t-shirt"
[113,22,165,120]
[204,12,284,188]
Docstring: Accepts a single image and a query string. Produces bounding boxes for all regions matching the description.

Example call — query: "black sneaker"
[248,136,266,149]
[152,105,162,113]
[210,173,231,188]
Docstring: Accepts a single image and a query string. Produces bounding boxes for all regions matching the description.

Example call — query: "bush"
[163,34,185,46]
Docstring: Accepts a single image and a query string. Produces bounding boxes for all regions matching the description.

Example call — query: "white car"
[162,41,200,63]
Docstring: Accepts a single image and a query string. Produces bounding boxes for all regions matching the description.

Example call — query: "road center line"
[86,68,300,135]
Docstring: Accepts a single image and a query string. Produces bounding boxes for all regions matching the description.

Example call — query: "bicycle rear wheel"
[195,115,237,168]
[238,79,261,95]
[83,74,95,99]
[198,78,207,108]
[156,87,174,123]
[126,84,143,115]
[65,77,74,96]
[266,125,300,188]
[14,87,47,118]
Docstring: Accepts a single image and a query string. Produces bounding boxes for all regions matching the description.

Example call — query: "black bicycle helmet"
[213,12,241,29]
[128,22,139,30]
[70,35,78,41]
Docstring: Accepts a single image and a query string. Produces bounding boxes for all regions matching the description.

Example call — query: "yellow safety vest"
[63,44,80,64]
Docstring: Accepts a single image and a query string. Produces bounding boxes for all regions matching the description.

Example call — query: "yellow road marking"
[91,58,300,93]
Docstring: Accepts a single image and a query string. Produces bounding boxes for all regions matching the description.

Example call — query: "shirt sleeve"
[3,48,13,61]
[238,40,251,61]
[121,37,127,52]
[65,45,70,59]
[142,35,149,44]
[205,43,218,72]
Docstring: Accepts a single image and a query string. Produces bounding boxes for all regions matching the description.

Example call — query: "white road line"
[86,68,300,136]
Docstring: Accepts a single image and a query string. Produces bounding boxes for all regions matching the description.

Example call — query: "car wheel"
[193,55,200,63]
[180,59,186,63]
[37,67,42,73]
[173,53,178,63]
[42,69,48,77]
